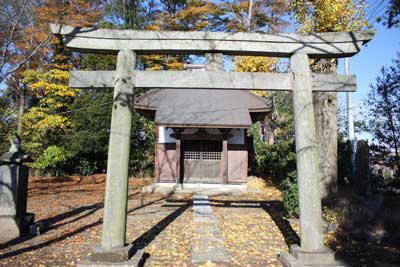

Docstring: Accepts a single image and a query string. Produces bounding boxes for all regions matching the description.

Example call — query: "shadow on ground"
[220,198,400,267]
[1,193,399,267]
[169,197,400,267]
[0,193,171,260]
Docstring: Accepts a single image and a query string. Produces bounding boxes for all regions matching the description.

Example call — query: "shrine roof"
[134,89,272,128]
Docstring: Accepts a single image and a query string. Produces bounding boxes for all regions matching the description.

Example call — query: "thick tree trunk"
[313,92,338,199]
[313,59,338,199]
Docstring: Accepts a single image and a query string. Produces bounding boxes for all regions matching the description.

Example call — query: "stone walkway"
[191,195,230,265]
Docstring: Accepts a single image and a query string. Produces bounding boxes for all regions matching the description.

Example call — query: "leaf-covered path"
[0,176,399,267]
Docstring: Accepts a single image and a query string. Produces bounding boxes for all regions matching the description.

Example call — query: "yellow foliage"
[234,56,277,97]
[141,55,184,71]
[290,0,369,33]
[21,68,75,147]
[247,176,270,192]
[23,69,75,109]
[23,108,71,133]
[290,0,369,72]
[234,56,277,73]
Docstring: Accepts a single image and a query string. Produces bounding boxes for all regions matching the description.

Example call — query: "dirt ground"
[0,176,399,267]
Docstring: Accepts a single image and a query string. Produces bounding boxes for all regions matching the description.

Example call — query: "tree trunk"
[264,113,274,144]
[314,92,338,198]
[17,87,25,135]
[313,59,338,199]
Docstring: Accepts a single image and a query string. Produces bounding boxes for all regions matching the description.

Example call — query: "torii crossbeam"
[50,24,373,267]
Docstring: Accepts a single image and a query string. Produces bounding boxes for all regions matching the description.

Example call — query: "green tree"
[0,92,17,152]
[367,53,400,177]
[65,52,155,177]
[67,88,155,177]
[248,92,298,216]
[381,0,400,28]
[30,145,71,176]
[66,89,113,175]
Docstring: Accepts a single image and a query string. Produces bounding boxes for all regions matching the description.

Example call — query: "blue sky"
[337,0,400,136]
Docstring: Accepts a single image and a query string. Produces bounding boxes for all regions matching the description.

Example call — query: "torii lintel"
[50,24,374,58]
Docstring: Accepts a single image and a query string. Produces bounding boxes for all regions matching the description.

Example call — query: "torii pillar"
[87,49,141,264]
[279,53,344,266]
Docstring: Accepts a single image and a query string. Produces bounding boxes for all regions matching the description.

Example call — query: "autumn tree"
[0,0,101,139]
[141,0,224,70]
[224,0,289,144]
[18,0,101,173]
[0,0,50,84]
[290,0,368,198]
[102,0,159,29]
[0,0,51,135]
[220,0,288,32]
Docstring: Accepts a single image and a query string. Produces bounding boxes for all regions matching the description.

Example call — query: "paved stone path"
[191,194,230,264]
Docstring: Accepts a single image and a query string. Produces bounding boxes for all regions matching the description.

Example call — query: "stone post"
[205,53,223,71]
[279,53,341,266]
[101,50,135,253]
[291,52,324,251]
[353,140,370,196]
[0,135,34,242]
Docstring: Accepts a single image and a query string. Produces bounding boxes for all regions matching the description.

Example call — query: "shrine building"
[134,88,271,184]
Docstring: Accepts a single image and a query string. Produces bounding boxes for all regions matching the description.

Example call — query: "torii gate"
[50,24,373,266]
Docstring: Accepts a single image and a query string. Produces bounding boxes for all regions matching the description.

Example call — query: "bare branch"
[227,2,244,26]
[0,2,27,72]
[247,0,253,31]
[0,33,51,84]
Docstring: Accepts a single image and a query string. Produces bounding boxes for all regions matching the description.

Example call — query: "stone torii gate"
[50,24,373,266]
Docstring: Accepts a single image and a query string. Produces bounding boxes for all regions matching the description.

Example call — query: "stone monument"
[353,140,370,196]
[0,134,34,242]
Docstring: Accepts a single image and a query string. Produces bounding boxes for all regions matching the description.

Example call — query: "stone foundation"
[77,248,144,267]
[279,245,348,267]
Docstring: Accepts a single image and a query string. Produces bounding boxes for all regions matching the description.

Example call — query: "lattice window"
[183,141,222,161]
[183,141,201,160]
[202,151,221,160]
[184,151,201,160]
[202,141,222,160]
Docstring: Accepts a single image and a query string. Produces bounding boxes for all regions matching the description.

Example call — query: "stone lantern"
[0,134,34,241]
